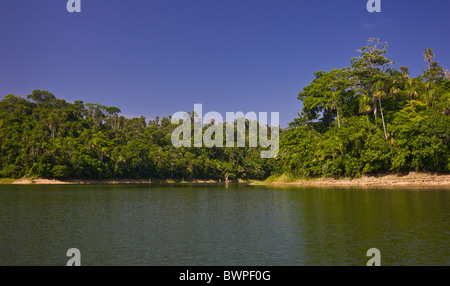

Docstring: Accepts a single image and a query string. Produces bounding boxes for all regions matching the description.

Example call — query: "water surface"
[0,184,448,265]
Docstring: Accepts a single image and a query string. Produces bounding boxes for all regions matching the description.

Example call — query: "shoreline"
[6,178,226,185]
[1,172,449,187]
[4,178,257,185]
[265,172,450,188]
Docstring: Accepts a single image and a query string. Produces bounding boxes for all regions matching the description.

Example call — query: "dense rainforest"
[277,39,449,178]
[0,39,449,181]
[0,92,275,180]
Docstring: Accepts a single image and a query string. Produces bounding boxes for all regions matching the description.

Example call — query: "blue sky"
[0,0,449,126]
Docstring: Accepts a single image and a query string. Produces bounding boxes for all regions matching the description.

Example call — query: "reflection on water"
[0,184,449,265]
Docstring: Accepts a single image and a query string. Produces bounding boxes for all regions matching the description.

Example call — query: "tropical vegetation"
[1,39,448,180]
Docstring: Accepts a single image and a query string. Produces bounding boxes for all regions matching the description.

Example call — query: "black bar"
[1,266,446,285]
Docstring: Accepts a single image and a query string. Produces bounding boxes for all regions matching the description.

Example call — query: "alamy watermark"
[367,0,381,13]
[366,248,381,266]
[170,104,279,159]
[66,248,81,266]
[67,1,380,13]
[67,0,81,13]
[64,247,380,266]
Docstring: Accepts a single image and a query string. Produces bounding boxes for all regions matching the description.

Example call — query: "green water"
[0,184,448,266]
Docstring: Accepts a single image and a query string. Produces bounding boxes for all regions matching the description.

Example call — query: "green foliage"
[1,40,448,180]
[265,173,298,183]
[51,165,70,179]
[0,91,273,181]
[278,40,450,178]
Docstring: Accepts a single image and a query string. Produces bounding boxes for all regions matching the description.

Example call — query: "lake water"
[0,184,449,266]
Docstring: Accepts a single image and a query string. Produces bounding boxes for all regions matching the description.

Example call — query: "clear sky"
[1,0,449,127]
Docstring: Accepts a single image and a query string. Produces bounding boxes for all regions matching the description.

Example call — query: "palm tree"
[400,66,409,78]
[424,82,436,108]
[405,78,418,104]
[423,48,435,68]
[359,93,372,122]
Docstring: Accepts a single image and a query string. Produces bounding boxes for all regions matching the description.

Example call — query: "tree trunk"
[337,108,341,128]
[378,98,387,140]
[373,98,378,123]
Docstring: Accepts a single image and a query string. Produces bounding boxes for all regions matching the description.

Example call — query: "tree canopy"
[1,39,449,180]
[277,40,449,178]
[0,92,274,180]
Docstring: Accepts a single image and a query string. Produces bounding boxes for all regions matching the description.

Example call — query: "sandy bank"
[5,173,450,187]
[265,172,450,188]
[9,178,224,185]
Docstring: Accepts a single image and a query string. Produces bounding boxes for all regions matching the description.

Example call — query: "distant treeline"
[0,39,449,180]
[0,91,274,180]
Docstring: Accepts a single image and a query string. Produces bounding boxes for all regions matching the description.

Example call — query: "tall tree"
[351,38,394,121]
[423,48,435,68]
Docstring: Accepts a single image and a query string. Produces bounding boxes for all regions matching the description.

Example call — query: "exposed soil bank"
[265,172,450,187]
[3,172,450,187]
[7,178,246,185]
